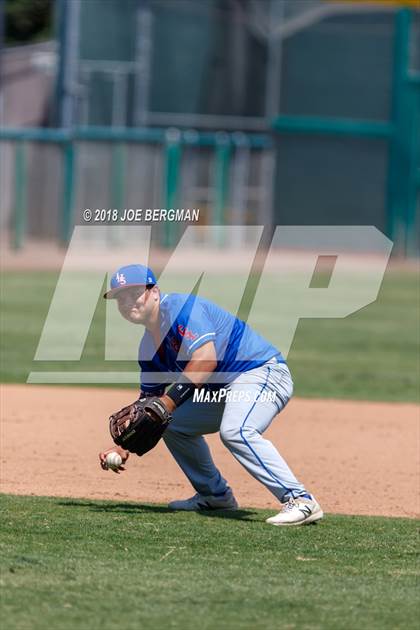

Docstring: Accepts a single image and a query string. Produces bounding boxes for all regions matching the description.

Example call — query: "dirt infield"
[1,384,419,518]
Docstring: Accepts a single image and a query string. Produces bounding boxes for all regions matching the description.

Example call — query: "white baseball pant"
[163,358,309,503]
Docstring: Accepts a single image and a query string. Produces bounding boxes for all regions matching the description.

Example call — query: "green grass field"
[1,269,419,401]
[1,494,418,630]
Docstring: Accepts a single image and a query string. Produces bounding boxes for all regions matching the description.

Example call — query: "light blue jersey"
[139,293,284,393]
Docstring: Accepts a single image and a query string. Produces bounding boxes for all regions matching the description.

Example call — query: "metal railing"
[0,126,272,249]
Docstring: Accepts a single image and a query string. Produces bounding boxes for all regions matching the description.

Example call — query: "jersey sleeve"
[177,301,216,357]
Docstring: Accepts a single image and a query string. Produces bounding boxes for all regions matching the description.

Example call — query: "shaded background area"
[0,2,418,406]
[0,0,419,254]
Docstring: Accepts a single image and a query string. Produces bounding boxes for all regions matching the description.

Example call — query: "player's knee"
[219,424,242,447]
[163,421,196,445]
[221,423,261,448]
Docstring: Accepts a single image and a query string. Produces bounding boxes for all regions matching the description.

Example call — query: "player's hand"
[99,445,129,473]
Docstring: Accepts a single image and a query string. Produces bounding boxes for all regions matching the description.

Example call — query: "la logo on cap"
[116,272,126,285]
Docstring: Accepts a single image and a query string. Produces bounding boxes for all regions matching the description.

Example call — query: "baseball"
[106,451,123,470]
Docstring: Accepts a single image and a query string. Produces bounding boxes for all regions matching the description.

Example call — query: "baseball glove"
[109,397,172,456]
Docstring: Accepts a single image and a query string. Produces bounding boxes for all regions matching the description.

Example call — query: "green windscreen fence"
[78,0,267,124]
[75,2,419,253]
[2,2,418,252]
[275,11,396,235]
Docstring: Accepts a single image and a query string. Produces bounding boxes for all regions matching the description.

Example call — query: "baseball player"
[99,264,323,526]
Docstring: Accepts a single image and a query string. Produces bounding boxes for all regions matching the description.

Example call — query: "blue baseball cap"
[104,264,157,299]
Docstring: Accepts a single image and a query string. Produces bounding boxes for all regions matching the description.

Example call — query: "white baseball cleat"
[168,488,238,511]
[266,496,323,526]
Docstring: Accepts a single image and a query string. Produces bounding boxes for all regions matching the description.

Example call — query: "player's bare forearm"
[183,341,217,384]
[160,341,217,412]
